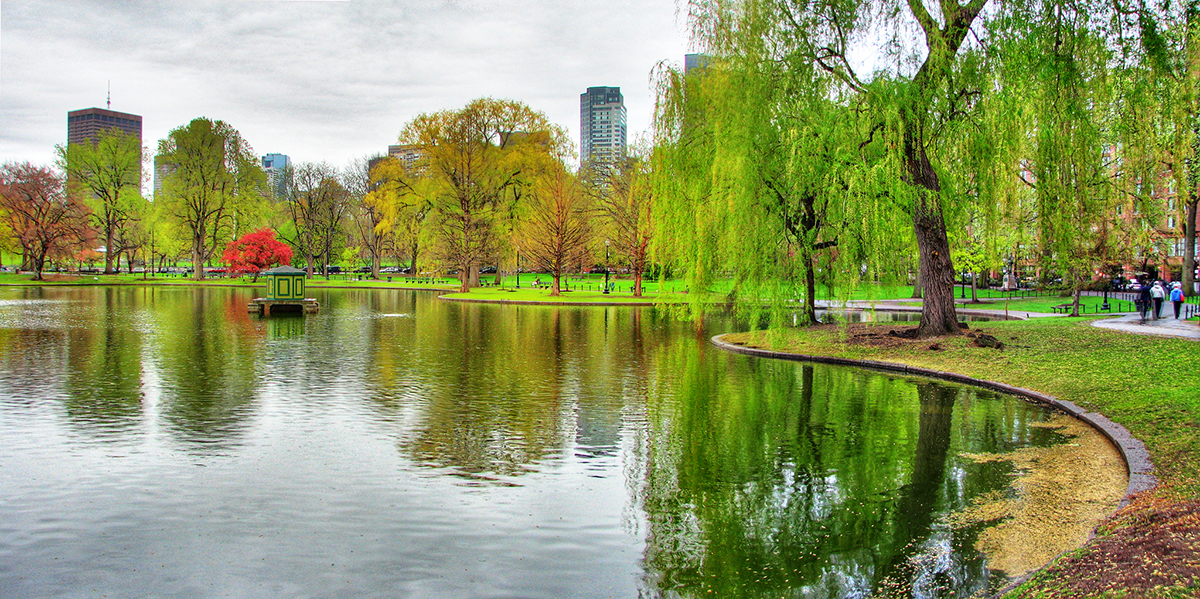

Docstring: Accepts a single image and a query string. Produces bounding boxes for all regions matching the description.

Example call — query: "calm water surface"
[1,286,1071,598]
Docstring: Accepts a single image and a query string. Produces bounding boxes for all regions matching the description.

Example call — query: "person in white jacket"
[1150,281,1166,319]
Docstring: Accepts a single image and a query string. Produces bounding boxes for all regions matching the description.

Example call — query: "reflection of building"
[580,87,627,169]
[262,153,291,200]
[67,107,143,189]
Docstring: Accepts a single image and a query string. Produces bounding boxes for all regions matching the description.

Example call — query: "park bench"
[1051,303,1075,314]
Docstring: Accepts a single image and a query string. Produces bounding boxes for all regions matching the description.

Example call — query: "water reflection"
[638,339,1065,597]
[0,285,1103,598]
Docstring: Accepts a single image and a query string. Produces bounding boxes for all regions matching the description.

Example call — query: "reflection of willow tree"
[367,295,656,478]
[62,286,145,436]
[875,382,962,597]
[150,287,263,447]
[638,340,995,597]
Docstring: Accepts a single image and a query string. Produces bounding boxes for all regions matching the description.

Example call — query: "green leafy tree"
[368,155,429,276]
[397,98,571,292]
[1128,0,1200,293]
[593,153,656,297]
[519,165,592,295]
[653,24,907,324]
[279,162,350,277]
[156,118,266,280]
[56,128,144,274]
[665,0,1002,337]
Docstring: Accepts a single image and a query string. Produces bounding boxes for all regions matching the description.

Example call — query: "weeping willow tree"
[1025,8,1121,315]
[991,1,1172,315]
[652,12,912,327]
[655,0,1018,337]
[1127,0,1200,293]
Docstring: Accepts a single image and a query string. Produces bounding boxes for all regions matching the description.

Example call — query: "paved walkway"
[833,299,1200,341]
[1089,311,1200,340]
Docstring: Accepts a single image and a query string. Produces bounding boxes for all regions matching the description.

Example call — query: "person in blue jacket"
[1170,282,1185,319]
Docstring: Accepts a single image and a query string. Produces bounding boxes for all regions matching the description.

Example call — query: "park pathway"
[833,298,1200,341]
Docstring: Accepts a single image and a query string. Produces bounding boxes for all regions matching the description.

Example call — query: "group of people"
[1138,280,1188,321]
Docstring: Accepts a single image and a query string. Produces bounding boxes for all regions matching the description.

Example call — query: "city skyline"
[1,1,692,171]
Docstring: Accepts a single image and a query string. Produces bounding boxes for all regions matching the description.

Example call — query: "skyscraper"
[67,107,142,147]
[262,153,291,200]
[67,107,143,189]
[579,87,627,169]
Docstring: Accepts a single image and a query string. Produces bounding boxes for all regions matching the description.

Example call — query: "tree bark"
[1184,195,1197,294]
[901,81,958,336]
[802,248,819,325]
[105,226,116,274]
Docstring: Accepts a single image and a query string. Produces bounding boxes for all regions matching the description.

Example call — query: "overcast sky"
[1,0,694,172]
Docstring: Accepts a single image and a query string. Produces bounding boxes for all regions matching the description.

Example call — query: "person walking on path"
[1150,281,1166,319]
[1139,282,1153,322]
[1171,282,1186,319]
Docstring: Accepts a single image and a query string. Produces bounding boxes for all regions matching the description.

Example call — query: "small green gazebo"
[247,265,319,315]
[264,265,307,299]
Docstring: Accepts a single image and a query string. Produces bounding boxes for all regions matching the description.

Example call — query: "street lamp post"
[515,249,520,289]
[603,240,610,294]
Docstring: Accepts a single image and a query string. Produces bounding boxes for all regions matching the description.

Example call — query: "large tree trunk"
[802,249,819,326]
[191,245,205,281]
[1184,195,1197,295]
[912,204,959,336]
[467,264,480,289]
[105,225,116,274]
[903,114,959,337]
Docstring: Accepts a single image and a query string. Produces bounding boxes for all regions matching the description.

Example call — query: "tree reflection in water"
[636,336,1050,598]
[0,285,1087,598]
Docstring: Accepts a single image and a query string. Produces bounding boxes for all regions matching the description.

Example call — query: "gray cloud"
[1,0,690,168]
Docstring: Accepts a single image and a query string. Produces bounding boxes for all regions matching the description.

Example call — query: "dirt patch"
[1012,492,1200,597]
[32,274,81,283]
[837,323,925,349]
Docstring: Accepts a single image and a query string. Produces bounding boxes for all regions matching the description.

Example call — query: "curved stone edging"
[710,334,1157,503]
[439,295,658,307]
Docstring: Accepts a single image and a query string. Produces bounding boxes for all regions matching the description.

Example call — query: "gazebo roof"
[262,265,306,275]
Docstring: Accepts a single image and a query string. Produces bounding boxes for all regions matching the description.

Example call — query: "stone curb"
[709,335,1157,503]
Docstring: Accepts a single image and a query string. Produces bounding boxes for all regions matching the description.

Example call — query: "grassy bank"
[0,272,702,302]
[724,318,1199,597]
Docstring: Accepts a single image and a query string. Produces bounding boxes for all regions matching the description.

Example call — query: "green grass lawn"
[724,317,1200,597]
[0,272,695,299]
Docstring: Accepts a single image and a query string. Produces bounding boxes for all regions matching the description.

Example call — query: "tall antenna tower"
[107,81,111,110]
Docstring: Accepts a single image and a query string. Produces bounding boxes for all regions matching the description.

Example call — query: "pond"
[0,286,1124,598]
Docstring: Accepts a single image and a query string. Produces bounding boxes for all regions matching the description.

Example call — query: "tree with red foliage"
[0,162,92,280]
[222,228,292,282]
